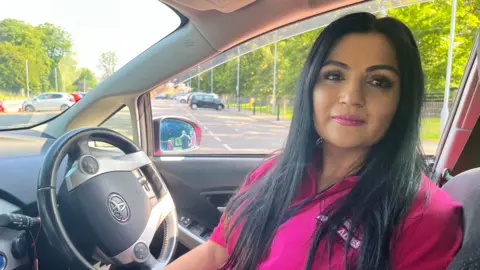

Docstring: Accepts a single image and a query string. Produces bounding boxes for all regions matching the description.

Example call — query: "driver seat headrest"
[442,167,480,270]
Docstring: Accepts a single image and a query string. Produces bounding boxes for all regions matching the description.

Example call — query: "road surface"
[151,99,290,154]
[0,99,438,155]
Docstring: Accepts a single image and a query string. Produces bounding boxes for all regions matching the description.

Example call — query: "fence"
[221,94,452,120]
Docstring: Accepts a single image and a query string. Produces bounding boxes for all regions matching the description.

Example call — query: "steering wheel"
[37,127,178,269]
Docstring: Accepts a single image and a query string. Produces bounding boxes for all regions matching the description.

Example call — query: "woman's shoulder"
[239,154,279,191]
[406,173,462,222]
[391,174,463,268]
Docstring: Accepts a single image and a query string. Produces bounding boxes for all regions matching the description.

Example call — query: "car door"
[34,94,49,110]
[50,93,64,111]
[196,94,206,108]
[204,95,215,108]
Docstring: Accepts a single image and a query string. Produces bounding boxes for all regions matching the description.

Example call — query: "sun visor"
[171,0,257,13]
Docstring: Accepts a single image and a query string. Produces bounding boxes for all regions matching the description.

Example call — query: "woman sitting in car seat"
[166,12,462,270]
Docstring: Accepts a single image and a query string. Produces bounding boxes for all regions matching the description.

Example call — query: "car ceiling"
[38,0,364,138]
[164,0,362,52]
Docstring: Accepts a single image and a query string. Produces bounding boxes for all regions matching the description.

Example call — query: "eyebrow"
[323,60,399,75]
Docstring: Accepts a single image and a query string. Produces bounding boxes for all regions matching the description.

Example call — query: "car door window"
[204,95,214,102]
[150,0,479,156]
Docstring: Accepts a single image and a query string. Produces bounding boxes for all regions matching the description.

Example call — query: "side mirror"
[153,116,202,155]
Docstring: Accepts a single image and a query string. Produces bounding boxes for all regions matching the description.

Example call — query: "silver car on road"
[23,92,75,112]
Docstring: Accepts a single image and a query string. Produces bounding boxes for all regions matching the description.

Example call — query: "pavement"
[0,99,439,155]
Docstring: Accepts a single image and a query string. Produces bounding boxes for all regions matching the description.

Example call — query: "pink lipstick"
[331,115,365,126]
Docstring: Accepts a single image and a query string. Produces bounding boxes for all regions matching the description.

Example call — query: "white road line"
[234,128,240,132]
[223,144,233,151]
[204,126,209,130]
[214,136,221,142]
[208,130,214,136]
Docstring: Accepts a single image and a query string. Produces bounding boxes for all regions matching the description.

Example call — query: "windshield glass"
[0,0,181,129]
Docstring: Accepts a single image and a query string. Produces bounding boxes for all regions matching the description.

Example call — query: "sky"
[0,0,181,76]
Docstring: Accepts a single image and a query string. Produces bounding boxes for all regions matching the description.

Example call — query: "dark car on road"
[189,93,225,110]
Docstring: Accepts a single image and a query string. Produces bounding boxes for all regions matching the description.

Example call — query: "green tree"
[240,45,274,99]
[212,59,237,96]
[58,53,79,92]
[98,51,118,79]
[0,19,73,94]
[37,23,72,65]
[388,0,480,93]
[0,40,50,94]
[74,68,97,91]
[276,28,322,98]
[37,23,73,90]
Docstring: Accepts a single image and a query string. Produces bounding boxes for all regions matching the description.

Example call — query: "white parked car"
[176,94,188,103]
[23,92,75,112]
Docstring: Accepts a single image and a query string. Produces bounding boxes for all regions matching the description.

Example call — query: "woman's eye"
[322,71,344,81]
[369,76,394,89]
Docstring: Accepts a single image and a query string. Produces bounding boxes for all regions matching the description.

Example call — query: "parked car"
[189,93,225,110]
[70,93,82,102]
[0,100,4,113]
[176,94,188,103]
[186,92,211,104]
[155,94,168,99]
[22,92,75,112]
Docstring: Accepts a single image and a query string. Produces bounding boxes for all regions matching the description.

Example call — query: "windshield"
[0,0,181,129]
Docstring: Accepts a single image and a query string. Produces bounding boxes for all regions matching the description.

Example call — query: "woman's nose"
[339,80,365,107]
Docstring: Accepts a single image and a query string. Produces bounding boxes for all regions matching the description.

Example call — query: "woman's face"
[313,33,401,150]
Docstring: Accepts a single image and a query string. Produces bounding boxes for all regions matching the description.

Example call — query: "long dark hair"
[221,12,426,270]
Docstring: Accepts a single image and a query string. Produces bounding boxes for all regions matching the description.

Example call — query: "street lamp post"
[236,49,241,112]
[272,30,278,115]
[25,59,30,98]
[440,0,457,136]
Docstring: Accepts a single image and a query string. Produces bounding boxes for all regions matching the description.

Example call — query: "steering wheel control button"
[79,155,99,175]
[132,242,149,262]
[107,193,131,223]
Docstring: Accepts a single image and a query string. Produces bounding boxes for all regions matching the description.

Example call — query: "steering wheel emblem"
[107,194,130,223]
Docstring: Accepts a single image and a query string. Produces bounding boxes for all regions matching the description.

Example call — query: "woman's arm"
[164,241,228,270]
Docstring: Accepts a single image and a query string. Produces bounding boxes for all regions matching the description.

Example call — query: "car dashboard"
[0,130,71,269]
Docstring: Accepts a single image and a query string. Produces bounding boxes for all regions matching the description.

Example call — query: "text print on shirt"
[316,214,361,250]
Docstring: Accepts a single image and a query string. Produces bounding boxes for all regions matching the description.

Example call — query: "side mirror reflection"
[159,119,199,153]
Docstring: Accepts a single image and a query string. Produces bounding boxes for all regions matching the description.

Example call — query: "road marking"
[223,144,233,151]
[214,136,221,142]
[204,126,209,131]
[208,130,214,136]
[234,128,240,132]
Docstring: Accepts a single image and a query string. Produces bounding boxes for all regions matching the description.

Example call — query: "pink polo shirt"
[209,156,463,269]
